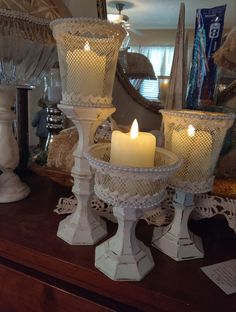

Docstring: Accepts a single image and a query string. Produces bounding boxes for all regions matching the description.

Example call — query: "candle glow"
[84,41,90,51]
[130,119,138,139]
[66,41,106,96]
[172,125,212,181]
[187,124,195,137]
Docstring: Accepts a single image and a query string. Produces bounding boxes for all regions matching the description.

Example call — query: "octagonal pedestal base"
[152,227,204,261]
[0,172,30,203]
[152,191,204,261]
[95,239,155,281]
[57,213,107,245]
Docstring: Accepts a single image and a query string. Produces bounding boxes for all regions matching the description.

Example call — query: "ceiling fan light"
[108,13,129,24]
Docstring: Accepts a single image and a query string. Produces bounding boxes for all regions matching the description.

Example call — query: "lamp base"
[95,239,154,281]
[0,172,30,203]
[57,212,107,245]
[152,226,204,261]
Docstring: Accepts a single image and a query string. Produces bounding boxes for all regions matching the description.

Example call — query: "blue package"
[186,5,226,109]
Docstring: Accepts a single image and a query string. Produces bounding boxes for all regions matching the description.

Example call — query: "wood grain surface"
[0,172,235,312]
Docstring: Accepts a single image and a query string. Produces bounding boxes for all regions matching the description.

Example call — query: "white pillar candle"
[110,119,156,167]
[66,42,106,96]
[172,125,212,180]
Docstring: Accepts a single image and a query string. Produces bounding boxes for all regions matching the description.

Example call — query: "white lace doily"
[55,190,236,233]
[55,195,116,223]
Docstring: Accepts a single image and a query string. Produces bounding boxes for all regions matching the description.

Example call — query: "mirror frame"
[96,0,161,114]
[217,80,236,104]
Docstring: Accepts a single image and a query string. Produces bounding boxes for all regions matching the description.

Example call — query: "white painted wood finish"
[152,190,204,261]
[0,86,30,203]
[57,105,115,245]
[95,206,155,281]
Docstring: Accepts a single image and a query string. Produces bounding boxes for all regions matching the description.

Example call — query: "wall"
[130,29,195,46]
[65,0,97,18]
[130,27,231,47]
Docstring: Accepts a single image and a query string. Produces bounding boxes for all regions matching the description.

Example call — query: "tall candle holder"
[152,109,235,260]
[50,18,125,244]
[86,143,181,281]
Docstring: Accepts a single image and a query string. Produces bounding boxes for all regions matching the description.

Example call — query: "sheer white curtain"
[129,46,174,100]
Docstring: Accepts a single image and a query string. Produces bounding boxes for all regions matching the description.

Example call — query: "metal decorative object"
[45,107,64,150]
[50,17,125,245]
[86,143,181,281]
[44,66,63,151]
[152,109,235,261]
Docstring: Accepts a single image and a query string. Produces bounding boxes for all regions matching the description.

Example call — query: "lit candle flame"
[84,41,90,51]
[130,119,139,139]
[187,124,195,137]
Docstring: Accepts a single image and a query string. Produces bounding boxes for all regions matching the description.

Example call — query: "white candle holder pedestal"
[57,105,115,244]
[50,18,126,244]
[86,143,181,281]
[0,86,30,203]
[152,190,204,260]
[152,109,235,261]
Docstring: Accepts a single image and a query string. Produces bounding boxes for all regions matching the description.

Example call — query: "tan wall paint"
[130,29,195,46]
[129,28,230,47]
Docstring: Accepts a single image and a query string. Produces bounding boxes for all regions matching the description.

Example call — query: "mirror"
[101,0,236,114]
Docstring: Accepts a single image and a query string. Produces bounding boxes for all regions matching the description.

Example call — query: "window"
[129,46,174,101]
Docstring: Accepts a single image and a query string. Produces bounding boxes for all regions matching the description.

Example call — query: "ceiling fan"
[107,2,131,29]
[107,1,143,39]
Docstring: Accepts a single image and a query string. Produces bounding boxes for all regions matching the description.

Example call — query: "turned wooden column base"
[0,172,30,203]
[57,105,115,245]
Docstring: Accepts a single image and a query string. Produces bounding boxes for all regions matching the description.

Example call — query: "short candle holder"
[86,143,181,281]
[50,18,125,244]
[152,109,235,261]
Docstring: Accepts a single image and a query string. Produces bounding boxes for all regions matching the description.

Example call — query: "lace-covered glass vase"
[152,109,235,261]
[50,18,126,107]
[161,109,235,193]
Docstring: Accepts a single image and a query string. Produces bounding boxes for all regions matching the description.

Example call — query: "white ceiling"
[106,0,236,30]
